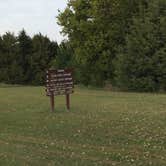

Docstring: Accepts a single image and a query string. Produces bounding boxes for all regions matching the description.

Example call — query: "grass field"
[0,85,166,166]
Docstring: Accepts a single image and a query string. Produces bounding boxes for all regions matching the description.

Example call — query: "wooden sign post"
[46,69,74,112]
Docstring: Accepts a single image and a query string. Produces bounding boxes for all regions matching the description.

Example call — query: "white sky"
[0,0,68,43]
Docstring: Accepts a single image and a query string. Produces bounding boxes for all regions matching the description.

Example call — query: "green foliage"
[58,0,166,91]
[0,30,59,85]
[1,0,165,91]
[58,0,145,86]
[17,30,33,84]
[116,0,166,92]
[51,41,73,69]
[31,33,58,85]
[0,32,20,84]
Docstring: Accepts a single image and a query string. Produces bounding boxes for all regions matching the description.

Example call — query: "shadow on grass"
[0,83,23,88]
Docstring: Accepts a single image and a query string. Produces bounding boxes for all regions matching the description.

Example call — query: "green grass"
[0,85,166,166]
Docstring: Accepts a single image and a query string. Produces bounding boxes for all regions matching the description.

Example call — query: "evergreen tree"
[0,32,19,83]
[17,30,33,84]
[31,34,58,85]
[51,41,73,68]
[0,30,59,85]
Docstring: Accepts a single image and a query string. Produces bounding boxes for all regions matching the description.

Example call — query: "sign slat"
[46,69,74,96]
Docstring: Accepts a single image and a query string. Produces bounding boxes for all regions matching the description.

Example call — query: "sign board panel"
[46,69,74,111]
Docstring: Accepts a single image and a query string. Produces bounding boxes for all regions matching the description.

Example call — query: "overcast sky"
[0,0,68,43]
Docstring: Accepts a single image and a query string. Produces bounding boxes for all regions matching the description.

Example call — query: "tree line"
[58,0,166,92]
[0,30,74,85]
[0,0,165,92]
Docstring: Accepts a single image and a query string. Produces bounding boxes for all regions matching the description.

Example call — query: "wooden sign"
[46,69,74,112]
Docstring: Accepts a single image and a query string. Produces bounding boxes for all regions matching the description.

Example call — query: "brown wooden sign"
[46,69,74,112]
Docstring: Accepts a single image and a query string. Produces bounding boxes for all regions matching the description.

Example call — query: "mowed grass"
[0,85,166,166]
